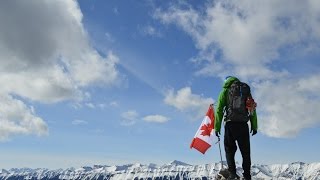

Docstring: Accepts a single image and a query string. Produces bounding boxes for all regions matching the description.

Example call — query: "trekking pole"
[217,137,223,170]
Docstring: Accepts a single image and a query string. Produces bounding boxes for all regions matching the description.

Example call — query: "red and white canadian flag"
[190,104,215,154]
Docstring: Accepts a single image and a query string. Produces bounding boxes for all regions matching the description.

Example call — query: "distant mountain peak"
[168,160,191,166]
[291,161,305,165]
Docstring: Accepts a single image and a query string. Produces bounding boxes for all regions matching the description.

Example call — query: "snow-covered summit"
[0,161,319,179]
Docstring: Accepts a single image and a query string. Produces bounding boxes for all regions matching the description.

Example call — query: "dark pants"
[224,122,251,179]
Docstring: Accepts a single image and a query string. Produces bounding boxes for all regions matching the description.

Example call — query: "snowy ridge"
[0,161,319,180]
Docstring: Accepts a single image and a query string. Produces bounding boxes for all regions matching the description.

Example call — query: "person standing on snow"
[215,76,258,180]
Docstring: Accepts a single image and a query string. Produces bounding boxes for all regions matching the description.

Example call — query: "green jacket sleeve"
[250,110,258,130]
[215,89,227,133]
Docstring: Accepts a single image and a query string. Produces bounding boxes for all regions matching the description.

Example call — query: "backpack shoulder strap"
[240,82,251,97]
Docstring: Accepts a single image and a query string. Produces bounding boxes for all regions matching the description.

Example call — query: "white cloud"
[110,101,119,107]
[85,103,95,109]
[72,119,88,126]
[0,0,120,140]
[254,74,320,138]
[121,110,139,126]
[164,87,214,120]
[155,0,320,79]
[156,0,320,137]
[296,75,320,93]
[0,1,120,89]
[66,50,119,87]
[0,95,48,141]
[143,115,170,123]
[140,25,162,37]
[0,66,81,103]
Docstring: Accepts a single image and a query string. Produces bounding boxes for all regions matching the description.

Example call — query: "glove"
[251,129,257,136]
[215,131,220,138]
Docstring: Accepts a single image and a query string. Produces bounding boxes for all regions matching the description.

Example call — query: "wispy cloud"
[72,101,118,110]
[155,0,320,79]
[143,115,170,123]
[121,110,139,126]
[164,87,213,120]
[85,103,95,109]
[105,32,115,42]
[139,25,162,37]
[109,101,119,107]
[72,119,88,126]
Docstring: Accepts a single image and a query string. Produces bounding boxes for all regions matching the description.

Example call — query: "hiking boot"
[227,173,240,180]
[218,168,230,179]
[242,173,251,180]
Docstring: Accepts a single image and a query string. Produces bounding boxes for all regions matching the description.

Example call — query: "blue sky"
[0,0,319,169]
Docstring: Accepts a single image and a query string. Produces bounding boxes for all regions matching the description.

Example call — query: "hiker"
[215,76,258,180]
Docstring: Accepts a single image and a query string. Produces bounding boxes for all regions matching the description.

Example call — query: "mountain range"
[1,160,320,179]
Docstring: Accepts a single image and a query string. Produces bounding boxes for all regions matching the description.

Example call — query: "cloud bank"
[0,0,120,140]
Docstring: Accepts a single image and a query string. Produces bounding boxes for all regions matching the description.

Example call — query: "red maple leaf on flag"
[200,123,213,137]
